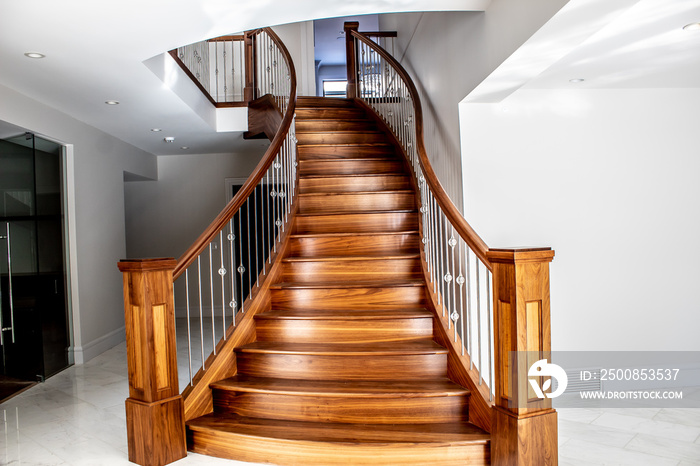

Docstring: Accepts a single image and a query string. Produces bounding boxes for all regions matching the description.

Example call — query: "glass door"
[0,133,70,383]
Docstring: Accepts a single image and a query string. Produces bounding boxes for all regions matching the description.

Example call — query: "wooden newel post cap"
[118,258,177,273]
[486,247,554,264]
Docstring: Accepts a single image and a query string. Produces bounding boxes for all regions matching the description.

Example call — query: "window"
[322,80,347,98]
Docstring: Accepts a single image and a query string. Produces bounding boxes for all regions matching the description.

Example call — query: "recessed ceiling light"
[24,52,45,59]
[164,137,175,143]
[151,128,162,132]
[105,100,120,105]
[181,146,189,150]
[683,22,700,31]
[569,78,585,83]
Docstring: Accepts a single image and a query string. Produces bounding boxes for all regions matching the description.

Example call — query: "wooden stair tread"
[297,97,356,107]
[298,143,393,149]
[270,279,424,290]
[236,340,447,356]
[299,190,413,196]
[295,209,418,218]
[297,130,384,135]
[256,308,432,320]
[188,413,490,445]
[301,173,407,179]
[290,231,418,238]
[211,375,469,397]
[282,253,419,262]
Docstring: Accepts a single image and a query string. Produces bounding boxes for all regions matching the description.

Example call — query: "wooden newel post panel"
[118,259,187,466]
[244,31,256,102]
[486,248,558,466]
[344,22,359,99]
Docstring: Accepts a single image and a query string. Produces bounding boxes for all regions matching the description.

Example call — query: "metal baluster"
[228,219,237,326]
[238,210,244,313]
[458,238,466,353]
[239,39,244,100]
[246,198,252,298]
[185,269,193,385]
[487,269,494,400]
[208,244,216,354]
[476,257,482,381]
[448,226,457,336]
[271,162,277,252]
[215,41,219,102]
[466,243,473,368]
[254,187,259,286]
[197,256,205,369]
[431,194,438,291]
[438,209,445,312]
[223,40,228,102]
[267,169,273,257]
[445,224,452,329]
[260,181,266,276]
[219,231,226,340]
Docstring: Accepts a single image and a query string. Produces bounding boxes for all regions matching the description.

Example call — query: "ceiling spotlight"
[683,22,700,31]
[181,146,189,150]
[151,128,162,132]
[24,52,45,59]
[164,137,175,143]
[569,78,585,83]
[105,100,120,105]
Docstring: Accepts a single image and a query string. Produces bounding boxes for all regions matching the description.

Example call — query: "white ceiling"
[1,0,699,155]
[0,0,488,155]
[466,0,700,103]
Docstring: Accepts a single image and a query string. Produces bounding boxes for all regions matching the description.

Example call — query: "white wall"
[378,0,569,210]
[460,88,700,351]
[0,83,157,363]
[124,145,265,260]
[272,21,316,97]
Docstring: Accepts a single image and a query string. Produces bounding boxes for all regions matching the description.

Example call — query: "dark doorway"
[0,132,71,402]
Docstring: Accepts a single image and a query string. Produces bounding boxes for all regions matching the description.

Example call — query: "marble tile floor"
[1,341,699,465]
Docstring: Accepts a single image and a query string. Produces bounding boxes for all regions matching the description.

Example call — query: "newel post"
[118,259,186,466]
[344,21,359,98]
[244,31,256,102]
[486,248,558,466]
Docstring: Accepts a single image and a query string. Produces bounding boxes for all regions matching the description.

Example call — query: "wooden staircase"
[185,97,491,465]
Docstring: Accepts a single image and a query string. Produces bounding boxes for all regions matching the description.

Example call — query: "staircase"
[185,97,490,465]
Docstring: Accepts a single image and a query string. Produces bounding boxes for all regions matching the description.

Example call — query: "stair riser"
[298,144,395,160]
[213,392,469,424]
[296,120,376,132]
[270,286,425,311]
[235,352,447,381]
[294,212,418,234]
[295,108,367,120]
[299,159,404,176]
[297,97,355,107]
[188,430,490,466]
[299,176,411,193]
[255,317,433,344]
[281,258,422,283]
[297,133,386,145]
[299,192,415,214]
[290,233,419,256]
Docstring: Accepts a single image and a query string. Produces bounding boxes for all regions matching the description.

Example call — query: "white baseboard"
[72,326,125,364]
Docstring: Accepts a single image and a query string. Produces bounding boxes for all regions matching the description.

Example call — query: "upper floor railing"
[170,29,294,111]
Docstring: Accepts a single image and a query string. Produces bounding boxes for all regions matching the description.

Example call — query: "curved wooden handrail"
[174,27,297,280]
[350,31,491,270]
